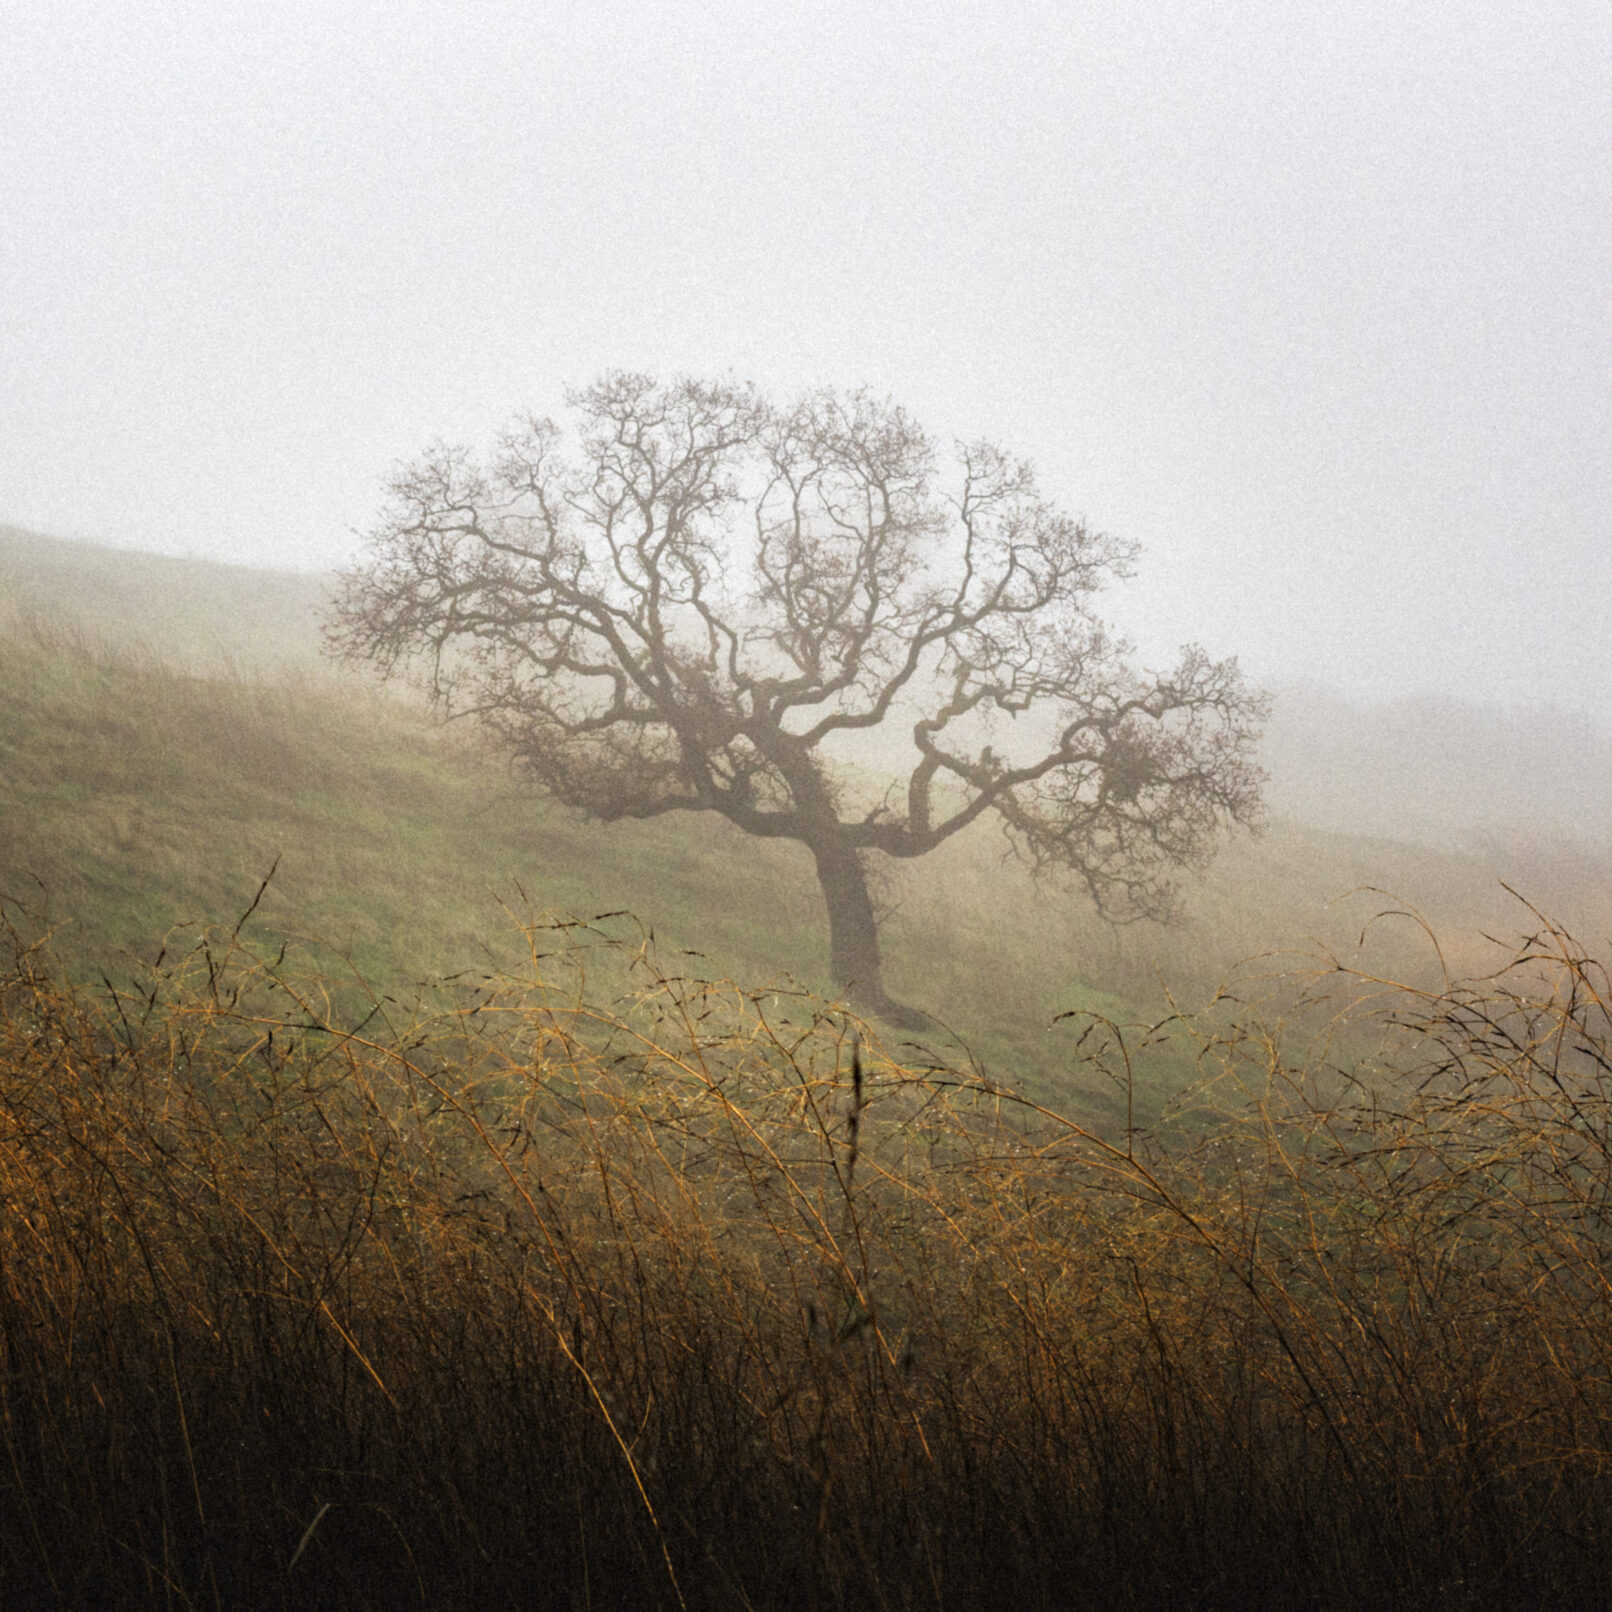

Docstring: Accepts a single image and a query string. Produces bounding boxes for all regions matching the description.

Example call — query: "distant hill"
[1262,679,1612,857]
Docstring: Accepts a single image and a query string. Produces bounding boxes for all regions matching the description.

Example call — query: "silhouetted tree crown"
[330,374,1266,1025]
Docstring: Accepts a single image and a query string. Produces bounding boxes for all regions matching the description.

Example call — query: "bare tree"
[329,374,1266,1027]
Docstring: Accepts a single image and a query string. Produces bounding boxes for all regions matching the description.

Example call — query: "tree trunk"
[808,837,928,1030]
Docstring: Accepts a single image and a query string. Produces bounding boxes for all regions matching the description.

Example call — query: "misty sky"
[4,1,1608,713]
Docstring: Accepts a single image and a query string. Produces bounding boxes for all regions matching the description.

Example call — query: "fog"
[5,1,1609,717]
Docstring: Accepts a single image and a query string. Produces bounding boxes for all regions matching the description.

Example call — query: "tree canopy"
[330,374,1266,1025]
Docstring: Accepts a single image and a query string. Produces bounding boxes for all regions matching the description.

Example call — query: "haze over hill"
[7,5,1610,724]
[1262,681,1612,857]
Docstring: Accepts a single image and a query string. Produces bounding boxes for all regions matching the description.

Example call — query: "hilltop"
[0,523,330,678]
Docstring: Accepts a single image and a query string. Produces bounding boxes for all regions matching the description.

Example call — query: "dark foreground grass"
[5,900,1612,1609]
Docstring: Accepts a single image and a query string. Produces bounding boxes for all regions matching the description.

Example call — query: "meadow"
[6,527,1612,1605]
[6,884,1612,1608]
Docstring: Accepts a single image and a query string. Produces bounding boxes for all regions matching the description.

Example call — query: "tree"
[329,374,1266,1027]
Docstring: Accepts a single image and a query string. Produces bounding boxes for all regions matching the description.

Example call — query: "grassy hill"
[6,523,1612,1117]
[0,618,1165,1111]
[0,522,331,678]
[12,523,1612,1607]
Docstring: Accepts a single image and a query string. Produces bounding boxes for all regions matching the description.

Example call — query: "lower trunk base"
[842,984,932,1033]
[810,839,931,1032]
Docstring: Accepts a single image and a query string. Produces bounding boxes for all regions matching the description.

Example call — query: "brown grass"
[3,897,1612,1608]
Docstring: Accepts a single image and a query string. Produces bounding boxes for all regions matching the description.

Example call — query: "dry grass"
[4,897,1612,1608]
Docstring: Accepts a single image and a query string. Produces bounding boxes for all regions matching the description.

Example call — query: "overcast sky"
[4,1,1608,712]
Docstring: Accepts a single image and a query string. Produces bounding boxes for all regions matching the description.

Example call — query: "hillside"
[14,522,1611,860]
[5,523,1612,1114]
[0,523,330,678]
[0,622,1157,1111]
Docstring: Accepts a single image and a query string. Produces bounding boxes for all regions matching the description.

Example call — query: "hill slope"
[5,524,1612,1112]
[0,523,331,678]
[1,623,1169,1108]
